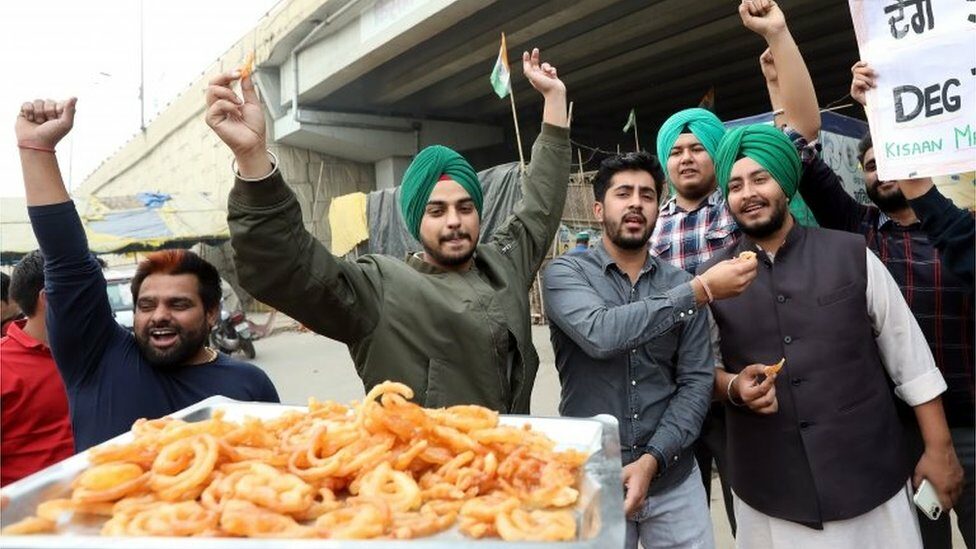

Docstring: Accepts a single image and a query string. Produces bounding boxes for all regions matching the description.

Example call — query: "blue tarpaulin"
[136,192,172,209]
[1,191,228,263]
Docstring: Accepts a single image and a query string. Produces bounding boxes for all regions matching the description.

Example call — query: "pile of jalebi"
[2,381,588,541]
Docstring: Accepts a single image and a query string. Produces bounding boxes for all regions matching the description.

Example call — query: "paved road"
[249,324,564,414]
[248,325,965,549]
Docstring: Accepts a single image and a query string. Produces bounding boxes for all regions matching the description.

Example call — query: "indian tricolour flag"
[490,33,511,99]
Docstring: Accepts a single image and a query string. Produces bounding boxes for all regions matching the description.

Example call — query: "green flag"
[623,108,636,132]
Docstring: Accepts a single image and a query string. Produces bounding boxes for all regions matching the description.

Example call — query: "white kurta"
[710,249,947,549]
[733,481,923,549]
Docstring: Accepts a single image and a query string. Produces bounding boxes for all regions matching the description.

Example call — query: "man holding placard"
[848,0,976,180]
[797,58,974,549]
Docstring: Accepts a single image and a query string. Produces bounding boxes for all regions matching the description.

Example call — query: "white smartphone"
[913,479,943,521]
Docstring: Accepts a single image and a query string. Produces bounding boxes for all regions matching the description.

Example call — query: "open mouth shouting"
[622,213,646,231]
[148,325,180,349]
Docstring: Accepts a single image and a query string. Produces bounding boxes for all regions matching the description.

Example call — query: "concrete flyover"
[79,0,859,221]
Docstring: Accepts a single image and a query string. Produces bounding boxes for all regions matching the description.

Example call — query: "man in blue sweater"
[15,97,279,451]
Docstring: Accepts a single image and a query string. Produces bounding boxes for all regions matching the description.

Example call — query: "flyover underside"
[271,0,858,172]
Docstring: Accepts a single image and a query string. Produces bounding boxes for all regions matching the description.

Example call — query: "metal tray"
[0,396,624,548]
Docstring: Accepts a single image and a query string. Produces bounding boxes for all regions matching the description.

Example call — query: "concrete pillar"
[374,156,412,190]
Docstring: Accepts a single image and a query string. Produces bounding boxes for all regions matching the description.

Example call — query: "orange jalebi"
[37,498,114,520]
[238,51,255,80]
[494,507,577,541]
[2,381,588,540]
[123,501,218,537]
[352,461,421,512]
[149,434,219,501]
[0,516,56,535]
[391,504,458,539]
[764,357,786,377]
[220,499,314,539]
[222,462,313,514]
[314,496,391,539]
[459,492,520,538]
[71,463,149,504]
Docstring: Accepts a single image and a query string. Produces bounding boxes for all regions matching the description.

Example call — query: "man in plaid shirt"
[651,130,819,272]
[650,1,823,534]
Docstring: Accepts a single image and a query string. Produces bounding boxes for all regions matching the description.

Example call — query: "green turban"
[655,108,726,184]
[399,145,482,241]
[714,124,801,200]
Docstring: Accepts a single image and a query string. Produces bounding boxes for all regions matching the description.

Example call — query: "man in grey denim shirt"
[543,152,757,549]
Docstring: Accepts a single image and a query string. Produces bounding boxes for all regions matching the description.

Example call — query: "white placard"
[848,0,976,180]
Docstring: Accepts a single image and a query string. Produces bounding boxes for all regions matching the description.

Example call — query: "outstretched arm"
[900,180,975,290]
[16,98,117,387]
[851,61,976,284]
[488,48,571,286]
[851,62,976,287]
[543,256,758,360]
[744,0,821,140]
[17,100,73,206]
[542,259,698,360]
[206,72,382,343]
[524,48,568,128]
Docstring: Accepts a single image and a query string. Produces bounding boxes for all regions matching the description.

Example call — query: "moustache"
[741,199,768,210]
[440,231,472,243]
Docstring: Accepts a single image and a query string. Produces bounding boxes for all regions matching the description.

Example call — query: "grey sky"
[0,0,280,197]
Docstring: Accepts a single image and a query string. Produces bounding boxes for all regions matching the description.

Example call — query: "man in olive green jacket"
[205,48,569,413]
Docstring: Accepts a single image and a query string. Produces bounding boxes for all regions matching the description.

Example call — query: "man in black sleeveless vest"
[700,124,963,548]
[796,61,975,549]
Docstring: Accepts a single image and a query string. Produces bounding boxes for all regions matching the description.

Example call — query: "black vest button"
[799,421,811,429]
[784,336,793,344]
[777,294,786,303]
[791,378,802,386]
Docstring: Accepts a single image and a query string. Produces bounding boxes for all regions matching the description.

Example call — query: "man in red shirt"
[1,251,74,486]
[0,272,24,337]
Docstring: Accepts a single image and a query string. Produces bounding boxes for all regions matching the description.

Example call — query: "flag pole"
[509,85,526,174]
[633,117,640,151]
[577,148,585,181]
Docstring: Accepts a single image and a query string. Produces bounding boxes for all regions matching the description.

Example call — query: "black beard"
[421,231,475,267]
[610,233,651,250]
[136,320,210,368]
[866,182,909,212]
[604,214,654,250]
[737,199,789,240]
